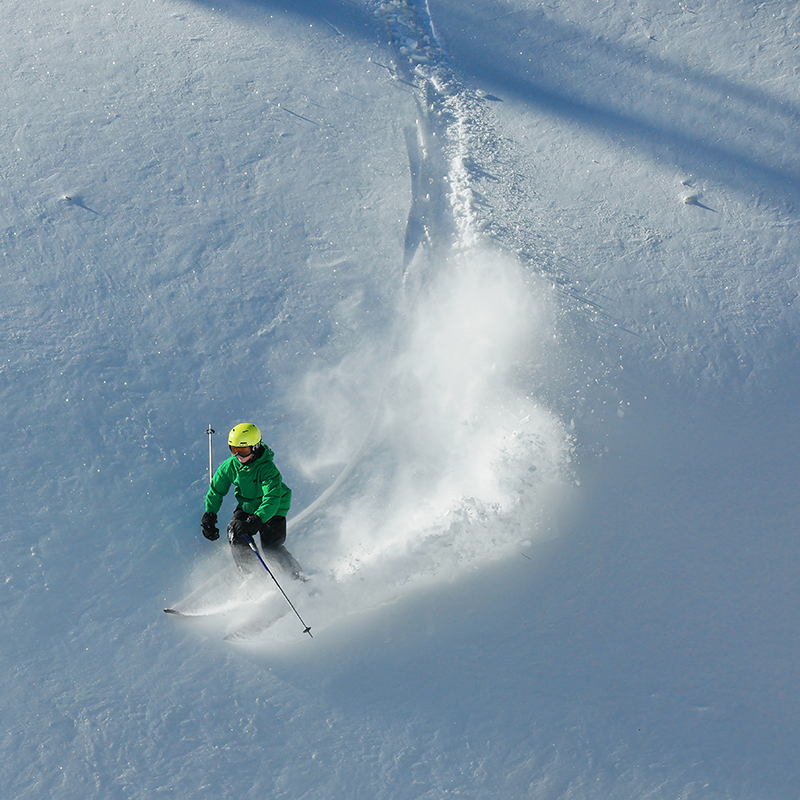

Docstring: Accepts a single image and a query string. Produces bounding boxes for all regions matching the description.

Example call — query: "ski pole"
[206,424,215,483]
[244,534,313,638]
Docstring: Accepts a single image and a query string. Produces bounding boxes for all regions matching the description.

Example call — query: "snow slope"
[2,0,799,797]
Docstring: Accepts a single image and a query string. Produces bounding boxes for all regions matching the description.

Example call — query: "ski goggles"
[229,445,254,456]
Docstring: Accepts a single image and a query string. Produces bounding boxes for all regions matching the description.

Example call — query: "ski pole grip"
[206,424,215,484]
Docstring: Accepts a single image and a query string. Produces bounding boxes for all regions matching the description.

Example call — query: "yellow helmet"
[228,423,261,448]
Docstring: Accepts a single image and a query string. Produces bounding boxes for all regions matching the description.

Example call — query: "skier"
[201,423,293,577]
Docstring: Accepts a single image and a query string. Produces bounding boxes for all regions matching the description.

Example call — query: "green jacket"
[204,445,291,523]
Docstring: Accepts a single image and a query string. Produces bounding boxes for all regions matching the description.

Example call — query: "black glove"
[201,511,219,541]
[228,509,263,541]
[245,513,264,532]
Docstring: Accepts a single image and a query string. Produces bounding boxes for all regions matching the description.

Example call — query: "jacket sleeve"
[205,461,234,515]
[254,464,288,522]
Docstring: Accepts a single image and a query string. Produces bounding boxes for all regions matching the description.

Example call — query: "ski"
[163,569,276,618]
[163,545,307,616]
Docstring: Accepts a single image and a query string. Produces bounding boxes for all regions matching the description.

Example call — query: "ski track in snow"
[377,0,492,257]
[172,0,577,640]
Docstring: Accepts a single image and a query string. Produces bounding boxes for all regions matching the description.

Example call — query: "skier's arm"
[205,462,234,515]
[254,466,289,522]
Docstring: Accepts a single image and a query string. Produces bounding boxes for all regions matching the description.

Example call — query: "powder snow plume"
[292,246,574,609]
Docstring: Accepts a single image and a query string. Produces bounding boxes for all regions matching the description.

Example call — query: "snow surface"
[2,0,800,796]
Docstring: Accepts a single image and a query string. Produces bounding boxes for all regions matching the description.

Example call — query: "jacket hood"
[256,443,274,461]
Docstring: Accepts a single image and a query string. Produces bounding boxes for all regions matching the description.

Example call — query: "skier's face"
[230,445,255,464]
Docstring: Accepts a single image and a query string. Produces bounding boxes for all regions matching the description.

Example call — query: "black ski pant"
[227,512,287,576]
